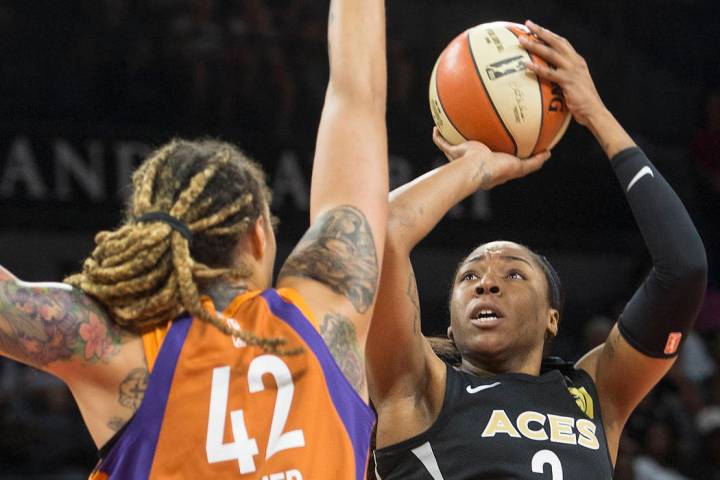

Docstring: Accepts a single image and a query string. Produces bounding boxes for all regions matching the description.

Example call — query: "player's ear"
[248,216,268,260]
[447,326,454,341]
[546,308,559,338]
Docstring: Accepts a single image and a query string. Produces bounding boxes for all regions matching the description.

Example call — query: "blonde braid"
[65,139,299,355]
[188,194,253,231]
[131,142,177,216]
[169,167,217,219]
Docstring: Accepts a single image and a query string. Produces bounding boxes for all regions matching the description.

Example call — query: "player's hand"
[520,20,606,127]
[433,127,550,190]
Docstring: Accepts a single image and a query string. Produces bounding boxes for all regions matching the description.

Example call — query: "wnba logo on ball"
[485,55,527,81]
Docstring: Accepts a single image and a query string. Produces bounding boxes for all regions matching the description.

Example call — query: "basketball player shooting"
[0,0,388,478]
[368,21,707,479]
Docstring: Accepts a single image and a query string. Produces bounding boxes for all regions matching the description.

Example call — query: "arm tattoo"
[320,312,366,393]
[0,280,123,368]
[279,206,379,313]
[406,270,421,335]
[473,160,492,186]
[118,368,149,410]
[107,367,149,432]
[107,417,126,432]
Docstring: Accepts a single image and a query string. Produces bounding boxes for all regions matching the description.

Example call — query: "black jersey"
[374,362,614,479]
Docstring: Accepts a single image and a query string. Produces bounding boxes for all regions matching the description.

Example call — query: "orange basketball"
[429,21,571,158]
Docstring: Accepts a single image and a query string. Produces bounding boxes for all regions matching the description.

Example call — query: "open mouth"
[475,309,502,321]
[469,305,505,326]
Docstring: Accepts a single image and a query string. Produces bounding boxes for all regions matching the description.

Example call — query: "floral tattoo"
[0,278,123,368]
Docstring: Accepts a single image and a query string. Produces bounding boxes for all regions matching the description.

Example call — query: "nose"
[475,275,500,296]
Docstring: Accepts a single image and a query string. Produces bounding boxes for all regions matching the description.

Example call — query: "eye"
[460,272,478,282]
[507,270,525,280]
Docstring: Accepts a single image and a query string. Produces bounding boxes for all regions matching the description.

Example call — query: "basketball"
[429,21,571,158]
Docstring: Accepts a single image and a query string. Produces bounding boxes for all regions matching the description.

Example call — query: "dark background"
[0,0,719,478]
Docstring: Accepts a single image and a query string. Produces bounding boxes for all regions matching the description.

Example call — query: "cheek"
[449,287,465,319]
[510,286,545,330]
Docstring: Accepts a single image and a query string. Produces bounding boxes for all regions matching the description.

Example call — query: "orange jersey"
[91,288,374,480]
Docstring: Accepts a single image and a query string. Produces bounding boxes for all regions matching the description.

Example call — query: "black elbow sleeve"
[611,147,708,358]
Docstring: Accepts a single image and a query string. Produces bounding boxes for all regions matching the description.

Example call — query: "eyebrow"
[463,254,535,270]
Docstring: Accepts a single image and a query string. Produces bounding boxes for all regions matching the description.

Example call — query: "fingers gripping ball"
[429,21,571,158]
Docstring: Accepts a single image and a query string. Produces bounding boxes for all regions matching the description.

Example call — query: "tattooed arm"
[0,264,147,448]
[0,265,123,369]
[278,206,378,394]
[367,131,550,446]
[277,0,388,397]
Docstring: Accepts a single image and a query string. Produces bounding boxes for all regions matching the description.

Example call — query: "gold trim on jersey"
[567,386,594,419]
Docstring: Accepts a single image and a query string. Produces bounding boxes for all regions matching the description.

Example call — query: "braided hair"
[65,139,297,354]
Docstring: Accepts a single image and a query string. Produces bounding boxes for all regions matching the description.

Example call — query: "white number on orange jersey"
[207,366,259,472]
[206,355,306,474]
[531,449,563,479]
[248,355,306,458]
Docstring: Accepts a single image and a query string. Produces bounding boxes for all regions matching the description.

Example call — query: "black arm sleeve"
[612,147,707,358]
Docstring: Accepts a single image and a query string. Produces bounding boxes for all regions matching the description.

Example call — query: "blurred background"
[0,0,718,478]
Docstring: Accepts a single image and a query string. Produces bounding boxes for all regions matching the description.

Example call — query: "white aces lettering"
[481,410,600,450]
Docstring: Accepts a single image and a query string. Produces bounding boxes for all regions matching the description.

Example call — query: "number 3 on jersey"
[206,355,306,474]
[532,449,563,480]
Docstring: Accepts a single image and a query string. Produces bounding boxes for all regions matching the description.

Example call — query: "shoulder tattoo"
[279,206,378,314]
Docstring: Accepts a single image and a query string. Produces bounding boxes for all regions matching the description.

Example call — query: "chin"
[461,334,513,362]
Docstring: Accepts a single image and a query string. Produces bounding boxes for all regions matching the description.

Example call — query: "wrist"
[584,105,614,133]
[585,108,636,159]
[461,154,494,192]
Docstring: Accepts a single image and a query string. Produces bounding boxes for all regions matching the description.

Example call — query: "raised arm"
[277,0,388,395]
[369,130,549,445]
[521,21,707,459]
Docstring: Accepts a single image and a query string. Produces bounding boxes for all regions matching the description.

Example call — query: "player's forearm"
[326,0,386,106]
[612,147,707,357]
[612,147,706,281]
[388,157,482,252]
[585,107,636,159]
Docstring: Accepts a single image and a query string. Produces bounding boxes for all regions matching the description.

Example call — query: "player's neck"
[460,350,542,377]
[201,281,257,311]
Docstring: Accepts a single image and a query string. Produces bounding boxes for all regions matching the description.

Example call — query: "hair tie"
[136,212,193,244]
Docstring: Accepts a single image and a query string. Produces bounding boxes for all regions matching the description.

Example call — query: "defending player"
[0,0,388,478]
[368,21,706,479]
